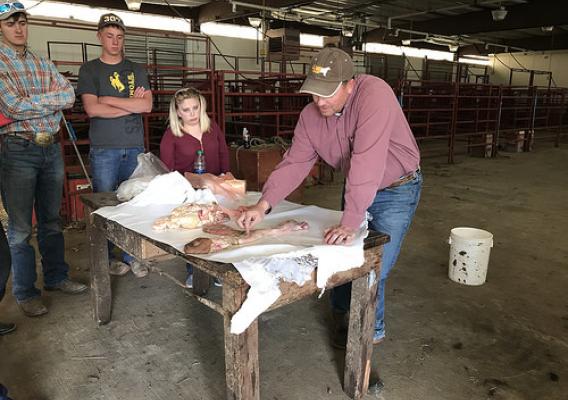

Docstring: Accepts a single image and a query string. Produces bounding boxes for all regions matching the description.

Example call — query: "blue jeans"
[0,225,10,303]
[89,147,143,264]
[0,137,69,302]
[0,383,13,400]
[331,170,423,337]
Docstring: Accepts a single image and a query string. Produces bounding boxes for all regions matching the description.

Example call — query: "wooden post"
[343,266,380,399]
[86,206,112,325]
[223,283,260,400]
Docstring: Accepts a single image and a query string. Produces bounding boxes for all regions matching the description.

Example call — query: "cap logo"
[312,65,331,77]
[102,15,122,24]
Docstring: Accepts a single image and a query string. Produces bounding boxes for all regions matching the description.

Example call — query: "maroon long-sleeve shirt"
[262,75,420,229]
[159,120,230,175]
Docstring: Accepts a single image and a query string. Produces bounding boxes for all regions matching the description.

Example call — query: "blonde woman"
[160,87,230,179]
[160,87,232,288]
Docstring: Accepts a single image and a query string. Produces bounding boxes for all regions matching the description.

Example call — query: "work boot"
[109,260,130,276]
[373,330,386,345]
[18,297,48,317]
[130,260,149,278]
[0,321,16,335]
[44,279,88,294]
[331,310,349,349]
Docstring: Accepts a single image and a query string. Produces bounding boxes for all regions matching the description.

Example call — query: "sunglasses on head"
[175,87,201,96]
[0,2,25,15]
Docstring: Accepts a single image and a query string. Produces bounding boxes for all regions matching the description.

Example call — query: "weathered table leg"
[193,268,210,296]
[223,283,260,400]
[343,266,380,399]
[86,208,112,325]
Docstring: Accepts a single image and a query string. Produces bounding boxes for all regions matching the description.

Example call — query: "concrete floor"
[0,144,567,400]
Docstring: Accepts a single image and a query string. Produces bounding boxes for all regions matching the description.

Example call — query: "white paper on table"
[93,174,368,334]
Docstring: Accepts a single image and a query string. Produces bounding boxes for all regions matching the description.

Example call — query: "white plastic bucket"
[448,227,493,286]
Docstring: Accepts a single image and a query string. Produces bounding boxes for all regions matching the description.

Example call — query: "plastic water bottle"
[243,127,251,149]
[193,150,206,174]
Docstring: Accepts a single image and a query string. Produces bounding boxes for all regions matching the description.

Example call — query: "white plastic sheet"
[94,172,368,334]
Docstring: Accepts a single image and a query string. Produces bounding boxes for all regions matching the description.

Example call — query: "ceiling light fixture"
[342,26,354,37]
[491,6,508,22]
[124,0,142,11]
[248,17,262,28]
[541,26,554,32]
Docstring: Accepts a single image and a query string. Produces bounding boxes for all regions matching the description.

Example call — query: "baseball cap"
[0,1,27,21]
[98,13,126,31]
[299,47,354,98]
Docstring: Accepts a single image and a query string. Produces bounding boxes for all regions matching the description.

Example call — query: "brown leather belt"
[3,132,59,146]
[387,169,420,189]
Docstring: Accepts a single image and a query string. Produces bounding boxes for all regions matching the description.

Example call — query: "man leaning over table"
[238,47,422,349]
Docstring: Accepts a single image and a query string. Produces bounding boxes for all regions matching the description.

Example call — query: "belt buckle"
[34,132,53,146]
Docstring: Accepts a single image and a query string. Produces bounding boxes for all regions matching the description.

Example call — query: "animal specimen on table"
[152,203,239,230]
[184,220,310,254]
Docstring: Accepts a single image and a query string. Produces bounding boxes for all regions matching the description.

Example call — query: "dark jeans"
[0,225,10,303]
[0,137,69,302]
[0,383,13,400]
[90,147,143,264]
[331,171,423,335]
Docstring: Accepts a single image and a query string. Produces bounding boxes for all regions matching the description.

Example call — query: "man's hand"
[237,200,271,234]
[323,224,356,245]
[98,86,145,104]
[133,86,146,98]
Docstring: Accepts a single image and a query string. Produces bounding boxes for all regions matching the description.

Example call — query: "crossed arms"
[81,86,152,118]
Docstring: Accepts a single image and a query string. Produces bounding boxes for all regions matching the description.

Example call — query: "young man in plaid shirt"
[0,1,87,318]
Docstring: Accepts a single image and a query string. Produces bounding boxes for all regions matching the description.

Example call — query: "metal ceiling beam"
[228,0,386,30]
[386,0,501,28]
[267,19,337,36]
[315,0,393,18]
[411,0,568,35]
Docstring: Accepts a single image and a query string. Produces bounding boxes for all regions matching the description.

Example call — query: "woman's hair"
[169,87,211,137]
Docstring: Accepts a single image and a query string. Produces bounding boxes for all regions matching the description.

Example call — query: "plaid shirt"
[0,42,75,135]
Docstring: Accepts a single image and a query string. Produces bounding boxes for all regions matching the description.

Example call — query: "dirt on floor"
[0,143,567,400]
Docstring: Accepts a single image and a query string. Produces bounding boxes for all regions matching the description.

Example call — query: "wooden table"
[81,192,389,400]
